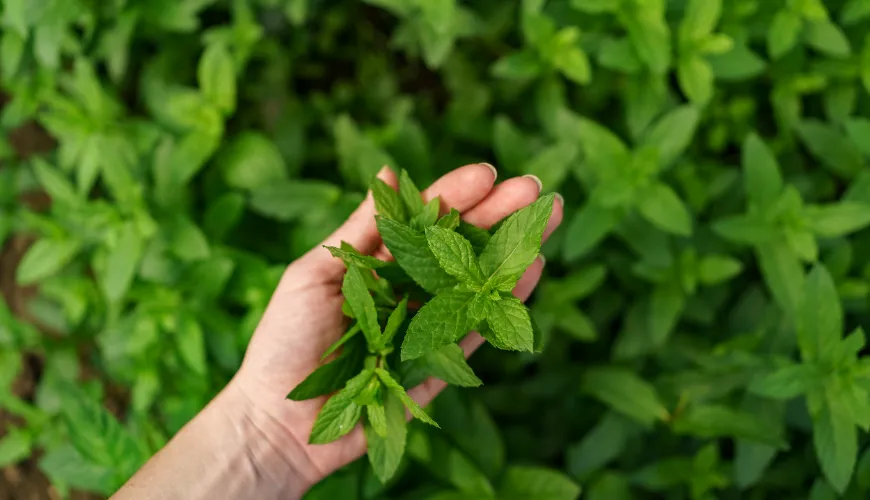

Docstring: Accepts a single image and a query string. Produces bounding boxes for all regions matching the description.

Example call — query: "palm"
[233,165,563,484]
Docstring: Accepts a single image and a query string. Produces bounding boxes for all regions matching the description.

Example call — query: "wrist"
[211,379,322,499]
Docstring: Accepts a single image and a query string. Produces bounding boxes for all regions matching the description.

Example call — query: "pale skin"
[113,164,565,499]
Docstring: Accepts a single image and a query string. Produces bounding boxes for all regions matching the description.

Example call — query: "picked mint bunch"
[287,169,554,482]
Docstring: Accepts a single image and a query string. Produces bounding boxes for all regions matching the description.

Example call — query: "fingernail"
[480,163,497,180]
[538,254,547,266]
[377,165,390,179]
[555,192,564,206]
[523,174,543,193]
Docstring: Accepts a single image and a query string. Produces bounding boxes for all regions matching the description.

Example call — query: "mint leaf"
[410,197,441,231]
[437,208,461,230]
[372,177,407,223]
[813,404,857,494]
[636,181,692,236]
[366,402,388,438]
[804,202,870,238]
[672,404,787,448]
[343,265,382,347]
[697,254,743,285]
[375,368,439,427]
[483,295,535,352]
[425,226,486,286]
[641,105,699,168]
[799,265,842,363]
[479,194,554,282]
[198,42,236,115]
[748,363,819,400]
[402,290,486,360]
[562,202,620,261]
[582,367,669,427]
[415,344,482,387]
[289,344,365,400]
[499,466,581,500]
[377,216,457,294]
[743,133,783,209]
[309,369,373,444]
[325,243,389,269]
[379,295,408,349]
[365,392,407,483]
[456,221,491,253]
[399,169,425,216]
[16,238,81,285]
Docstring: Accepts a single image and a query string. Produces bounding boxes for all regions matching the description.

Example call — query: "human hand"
[114,164,563,499]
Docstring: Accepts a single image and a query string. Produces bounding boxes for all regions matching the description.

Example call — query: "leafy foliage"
[4,0,870,498]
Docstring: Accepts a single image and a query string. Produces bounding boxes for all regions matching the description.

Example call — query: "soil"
[0,120,100,500]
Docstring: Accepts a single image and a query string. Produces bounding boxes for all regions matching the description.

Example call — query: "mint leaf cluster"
[289,170,553,482]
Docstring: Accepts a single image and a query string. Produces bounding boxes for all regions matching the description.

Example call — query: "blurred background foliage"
[4,0,870,498]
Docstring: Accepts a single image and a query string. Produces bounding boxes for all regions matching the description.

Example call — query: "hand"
[114,164,563,499]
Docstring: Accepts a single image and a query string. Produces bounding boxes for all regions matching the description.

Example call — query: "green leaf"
[218,132,288,190]
[492,50,543,80]
[749,363,820,399]
[679,0,721,44]
[410,197,440,231]
[99,223,143,303]
[288,345,365,401]
[456,221,491,254]
[805,202,870,238]
[553,46,591,85]
[677,56,713,104]
[641,105,700,168]
[621,4,671,74]
[757,240,805,315]
[399,169,425,216]
[250,180,341,221]
[805,22,852,58]
[586,473,631,500]
[309,369,373,444]
[562,202,620,261]
[743,133,783,209]
[813,404,857,494]
[698,254,743,285]
[343,265,382,347]
[672,404,787,448]
[636,182,692,236]
[32,157,79,206]
[437,208,461,231]
[499,466,581,500]
[372,177,408,223]
[522,142,579,190]
[175,313,206,376]
[566,413,634,478]
[16,238,81,285]
[478,194,554,281]
[708,43,766,81]
[582,367,668,426]
[0,427,31,467]
[416,344,482,387]
[376,368,439,427]
[402,290,484,360]
[799,265,842,363]
[380,296,408,348]
[325,244,389,270]
[712,215,772,245]
[425,226,486,286]
[483,295,535,352]
[366,402,388,438]
[198,42,236,115]
[378,217,457,294]
[365,392,407,483]
[39,445,114,495]
[843,0,870,24]
[768,9,802,58]
[795,120,863,180]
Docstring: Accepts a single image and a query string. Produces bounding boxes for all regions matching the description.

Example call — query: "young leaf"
[757,240,805,316]
[399,169,425,216]
[425,226,486,286]
[198,42,236,115]
[321,324,361,362]
[768,10,802,58]
[498,466,581,500]
[636,182,692,236]
[748,363,820,400]
[743,133,783,209]
[377,217,457,294]
[343,265,382,347]
[371,177,407,223]
[325,244,388,269]
[16,238,81,285]
[289,345,365,400]
[379,296,408,348]
[478,194,554,281]
[175,313,206,376]
[410,197,441,231]
[375,368,439,427]
[698,254,743,285]
[415,344,482,387]
[483,295,535,352]
[437,208,461,230]
[582,367,669,426]
[365,392,407,483]
[813,405,857,494]
[366,402,388,438]
[402,290,485,360]
[804,202,870,238]
[805,22,852,58]
[0,427,32,467]
[99,223,143,303]
[309,369,373,444]
[456,221,491,252]
[799,265,843,363]
[641,105,700,168]
[562,202,620,261]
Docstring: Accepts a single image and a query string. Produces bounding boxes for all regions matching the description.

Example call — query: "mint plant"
[290,170,554,481]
